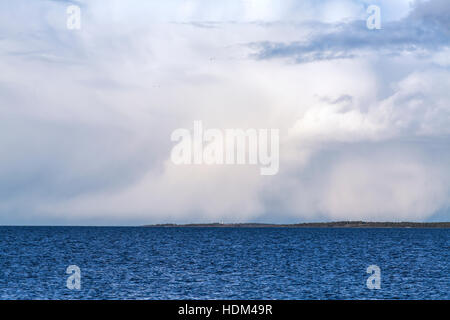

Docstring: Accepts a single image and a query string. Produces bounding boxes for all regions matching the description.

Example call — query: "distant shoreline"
[143,221,450,228]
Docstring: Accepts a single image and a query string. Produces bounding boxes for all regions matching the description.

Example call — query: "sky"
[0,0,449,225]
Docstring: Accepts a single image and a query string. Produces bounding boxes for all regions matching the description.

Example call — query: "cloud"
[0,0,448,224]
[252,0,450,63]
[264,141,450,221]
[288,68,450,142]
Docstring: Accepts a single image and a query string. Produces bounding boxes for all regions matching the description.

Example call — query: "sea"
[0,227,448,299]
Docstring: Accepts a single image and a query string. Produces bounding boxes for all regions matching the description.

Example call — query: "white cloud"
[0,0,448,224]
[321,149,449,220]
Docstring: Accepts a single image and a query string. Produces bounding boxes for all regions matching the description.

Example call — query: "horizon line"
[1,221,449,228]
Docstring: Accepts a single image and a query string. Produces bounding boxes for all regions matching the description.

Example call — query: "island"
[143,221,450,228]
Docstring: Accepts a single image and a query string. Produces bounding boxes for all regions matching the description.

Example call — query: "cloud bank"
[0,0,448,225]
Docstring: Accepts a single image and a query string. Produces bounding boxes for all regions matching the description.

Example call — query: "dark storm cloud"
[252,0,450,63]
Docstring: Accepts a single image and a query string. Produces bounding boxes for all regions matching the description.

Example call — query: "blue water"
[0,227,448,299]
